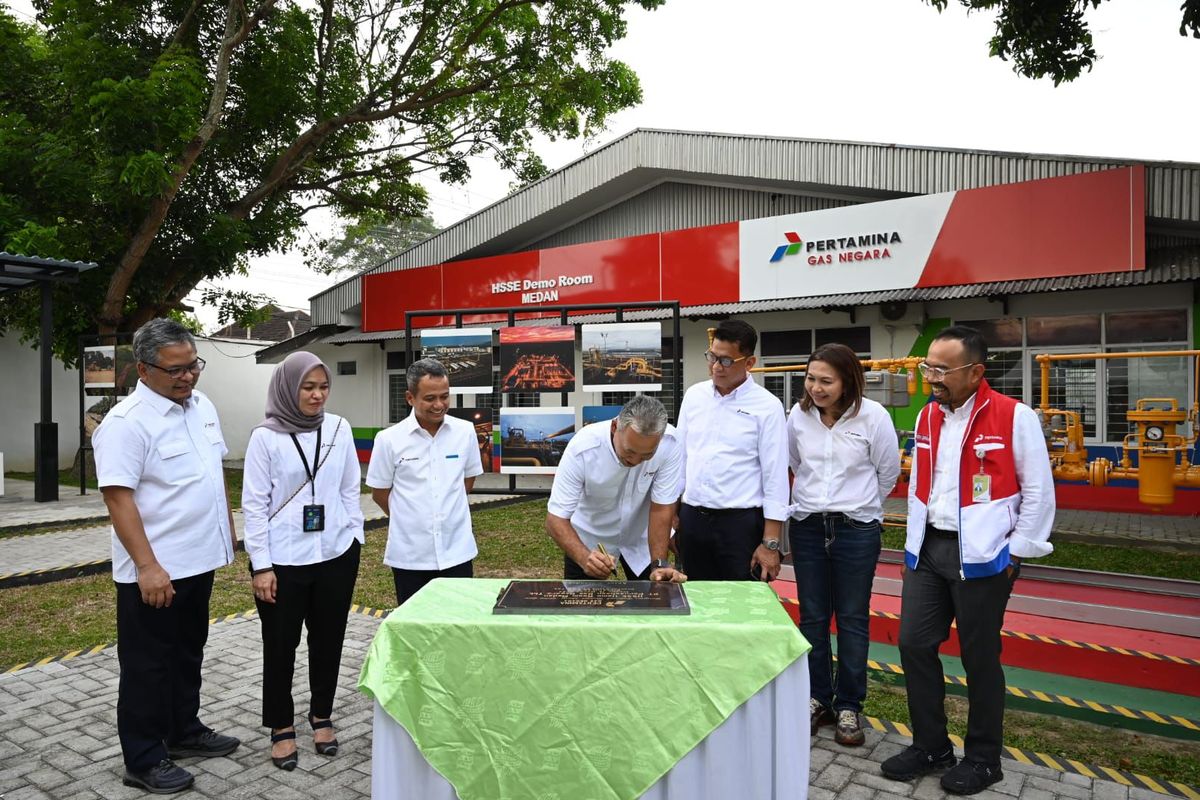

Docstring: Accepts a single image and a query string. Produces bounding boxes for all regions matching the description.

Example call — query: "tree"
[924,0,1200,84]
[0,0,662,361]
[308,211,441,276]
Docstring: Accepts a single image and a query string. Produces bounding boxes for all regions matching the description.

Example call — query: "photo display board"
[420,327,494,393]
[580,322,663,391]
[499,326,576,393]
[498,407,575,474]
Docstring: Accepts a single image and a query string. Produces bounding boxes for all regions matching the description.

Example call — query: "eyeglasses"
[142,358,206,379]
[704,350,750,368]
[917,361,977,381]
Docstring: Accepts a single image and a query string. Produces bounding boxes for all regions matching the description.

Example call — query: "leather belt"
[686,504,759,517]
[925,523,958,540]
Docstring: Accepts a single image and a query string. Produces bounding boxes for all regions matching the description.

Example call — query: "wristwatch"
[760,538,781,552]
[648,558,671,571]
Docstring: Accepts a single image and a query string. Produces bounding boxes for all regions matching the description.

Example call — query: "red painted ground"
[772,573,1200,696]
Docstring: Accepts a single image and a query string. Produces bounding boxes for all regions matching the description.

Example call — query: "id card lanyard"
[290,426,322,499]
[290,427,325,532]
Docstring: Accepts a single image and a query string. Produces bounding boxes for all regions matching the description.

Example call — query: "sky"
[7,0,1199,332]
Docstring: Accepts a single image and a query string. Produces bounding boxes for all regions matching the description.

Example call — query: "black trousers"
[392,559,473,606]
[898,533,1017,765]
[116,570,214,772]
[676,504,763,580]
[562,553,652,581]
[255,540,360,729]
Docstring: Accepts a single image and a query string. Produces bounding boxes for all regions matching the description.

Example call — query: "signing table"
[359,579,811,800]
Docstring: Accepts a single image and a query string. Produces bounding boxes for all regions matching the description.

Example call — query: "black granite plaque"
[493,580,690,615]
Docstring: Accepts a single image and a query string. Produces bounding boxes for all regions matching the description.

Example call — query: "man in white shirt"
[882,325,1054,795]
[675,319,789,581]
[546,395,686,582]
[367,358,484,606]
[93,319,240,795]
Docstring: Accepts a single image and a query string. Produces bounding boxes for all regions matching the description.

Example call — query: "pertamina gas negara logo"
[771,230,901,266]
[769,232,803,263]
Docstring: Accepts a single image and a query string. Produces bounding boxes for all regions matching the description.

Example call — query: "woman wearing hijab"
[242,351,364,770]
[786,343,901,747]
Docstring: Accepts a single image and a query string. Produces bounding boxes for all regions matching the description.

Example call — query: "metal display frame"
[405,301,683,496]
[75,332,134,495]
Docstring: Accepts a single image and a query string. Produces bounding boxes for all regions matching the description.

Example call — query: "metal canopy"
[0,252,98,293]
[1,252,100,503]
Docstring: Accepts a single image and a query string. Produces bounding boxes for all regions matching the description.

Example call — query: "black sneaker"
[941,760,1004,795]
[167,730,240,759]
[880,744,957,781]
[809,698,835,736]
[122,759,194,794]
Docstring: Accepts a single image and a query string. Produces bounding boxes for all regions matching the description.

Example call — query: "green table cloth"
[359,578,810,800]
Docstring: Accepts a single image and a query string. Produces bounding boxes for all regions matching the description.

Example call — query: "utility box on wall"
[863,371,909,408]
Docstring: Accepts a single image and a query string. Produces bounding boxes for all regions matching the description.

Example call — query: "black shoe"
[809,698,835,736]
[309,714,339,756]
[880,744,957,781]
[270,729,299,771]
[167,730,240,759]
[941,760,1004,795]
[122,759,194,794]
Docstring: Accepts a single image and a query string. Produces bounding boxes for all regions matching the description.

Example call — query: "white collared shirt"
[241,413,365,570]
[546,421,683,575]
[676,376,790,520]
[926,394,977,531]
[787,397,901,523]
[366,412,484,570]
[93,381,235,584]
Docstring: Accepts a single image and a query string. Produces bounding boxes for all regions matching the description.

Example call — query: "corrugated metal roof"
[310,129,1200,324]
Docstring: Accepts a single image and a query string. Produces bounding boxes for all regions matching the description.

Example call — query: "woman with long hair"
[787,343,900,746]
[242,351,364,769]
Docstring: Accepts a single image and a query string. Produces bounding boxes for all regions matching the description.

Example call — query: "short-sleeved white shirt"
[365,412,484,570]
[241,413,366,571]
[93,381,235,584]
[675,377,790,520]
[546,421,682,575]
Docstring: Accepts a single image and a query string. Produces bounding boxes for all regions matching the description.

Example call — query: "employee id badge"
[971,474,992,504]
[302,504,326,532]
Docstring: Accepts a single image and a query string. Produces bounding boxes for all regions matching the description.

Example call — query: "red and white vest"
[906,379,1021,578]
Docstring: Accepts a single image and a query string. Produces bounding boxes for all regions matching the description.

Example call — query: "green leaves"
[0,0,661,351]
[923,0,1196,84]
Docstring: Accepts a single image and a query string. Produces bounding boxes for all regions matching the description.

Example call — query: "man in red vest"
[881,325,1055,795]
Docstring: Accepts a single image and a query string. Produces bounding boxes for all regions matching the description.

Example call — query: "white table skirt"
[371,652,809,800]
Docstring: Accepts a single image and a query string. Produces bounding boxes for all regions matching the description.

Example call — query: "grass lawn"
[0,497,1196,784]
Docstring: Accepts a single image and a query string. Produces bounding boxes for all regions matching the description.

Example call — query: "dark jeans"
[898,533,1017,765]
[256,540,360,729]
[562,553,651,581]
[392,560,473,606]
[115,570,214,772]
[677,504,764,581]
[789,513,881,714]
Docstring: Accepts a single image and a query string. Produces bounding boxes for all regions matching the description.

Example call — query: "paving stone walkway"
[0,611,1162,800]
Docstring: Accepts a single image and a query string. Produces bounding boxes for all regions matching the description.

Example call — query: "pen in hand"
[596,543,618,578]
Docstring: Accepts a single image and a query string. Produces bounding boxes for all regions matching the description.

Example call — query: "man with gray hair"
[93,318,240,794]
[367,357,484,605]
[546,395,686,582]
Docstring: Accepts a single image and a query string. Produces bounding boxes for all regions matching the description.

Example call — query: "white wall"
[0,335,278,471]
[0,334,84,470]
[194,338,277,458]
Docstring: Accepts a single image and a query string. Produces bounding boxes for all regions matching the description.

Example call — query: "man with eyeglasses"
[93,318,240,794]
[674,319,789,581]
[881,325,1054,795]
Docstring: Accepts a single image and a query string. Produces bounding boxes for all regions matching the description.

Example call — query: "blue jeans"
[789,513,881,713]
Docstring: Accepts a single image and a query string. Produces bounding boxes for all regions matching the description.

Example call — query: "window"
[761,330,811,357]
[958,310,1192,443]
[337,360,357,376]
[388,374,408,423]
[816,326,871,354]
